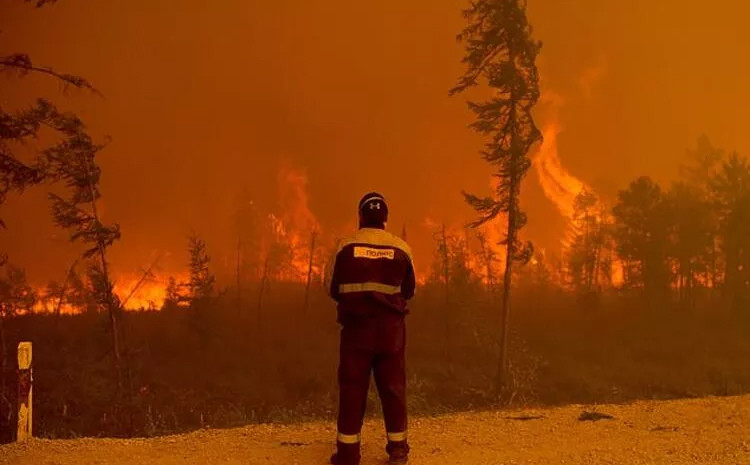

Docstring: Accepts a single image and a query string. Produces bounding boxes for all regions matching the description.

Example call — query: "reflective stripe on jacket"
[327,228,415,323]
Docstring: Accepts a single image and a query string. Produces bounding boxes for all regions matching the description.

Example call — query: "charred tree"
[451,0,542,390]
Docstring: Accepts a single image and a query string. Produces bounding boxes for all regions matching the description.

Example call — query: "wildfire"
[28,164,327,314]
[116,272,190,310]
[533,122,592,222]
[262,165,323,283]
[422,212,505,286]
[532,118,624,287]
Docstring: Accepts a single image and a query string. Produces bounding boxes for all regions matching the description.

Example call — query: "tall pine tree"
[450,0,542,389]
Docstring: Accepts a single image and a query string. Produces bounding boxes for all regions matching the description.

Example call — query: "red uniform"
[328,226,415,464]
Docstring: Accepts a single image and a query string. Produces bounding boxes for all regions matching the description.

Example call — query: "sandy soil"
[3,395,750,465]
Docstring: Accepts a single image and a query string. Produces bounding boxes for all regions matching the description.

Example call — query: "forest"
[2,135,750,441]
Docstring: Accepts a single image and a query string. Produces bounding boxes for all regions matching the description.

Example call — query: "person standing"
[327,192,416,465]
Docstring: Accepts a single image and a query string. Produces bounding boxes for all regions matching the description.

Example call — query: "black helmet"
[358,192,388,227]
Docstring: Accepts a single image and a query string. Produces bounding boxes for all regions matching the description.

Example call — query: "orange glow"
[29,165,326,313]
[423,207,505,286]
[534,122,591,222]
[32,298,76,315]
[263,165,322,283]
[116,272,190,310]
[532,118,624,288]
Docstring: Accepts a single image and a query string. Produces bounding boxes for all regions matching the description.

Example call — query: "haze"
[1,0,749,284]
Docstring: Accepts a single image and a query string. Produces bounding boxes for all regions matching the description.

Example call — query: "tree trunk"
[495,85,522,392]
[236,235,242,317]
[54,259,78,329]
[497,203,515,392]
[0,313,6,409]
[100,251,123,392]
[303,230,317,313]
[85,158,124,394]
[440,224,451,361]
[726,239,739,307]
[0,313,8,441]
[257,254,270,333]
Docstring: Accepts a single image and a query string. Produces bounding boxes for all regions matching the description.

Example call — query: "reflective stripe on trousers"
[337,432,361,444]
[387,431,407,442]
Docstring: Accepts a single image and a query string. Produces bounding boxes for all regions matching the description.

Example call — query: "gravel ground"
[3,395,750,465]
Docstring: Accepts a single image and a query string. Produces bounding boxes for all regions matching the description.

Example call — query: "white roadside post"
[17,341,32,442]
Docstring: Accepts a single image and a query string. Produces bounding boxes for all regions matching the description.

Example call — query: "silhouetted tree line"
[3,241,750,441]
[426,136,750,314]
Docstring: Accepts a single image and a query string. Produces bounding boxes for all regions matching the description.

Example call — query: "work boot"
[330,441,360,465]
[386,440,409,464]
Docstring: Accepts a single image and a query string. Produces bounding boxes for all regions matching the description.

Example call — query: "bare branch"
[0,54,100,96]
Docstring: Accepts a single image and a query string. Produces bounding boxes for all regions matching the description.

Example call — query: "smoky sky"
[1,0,749,283]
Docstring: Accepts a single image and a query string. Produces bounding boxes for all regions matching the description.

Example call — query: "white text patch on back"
[353,246,395,260]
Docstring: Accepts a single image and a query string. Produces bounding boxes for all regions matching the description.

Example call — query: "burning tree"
[450,0,543,390]
[43,125,125,391]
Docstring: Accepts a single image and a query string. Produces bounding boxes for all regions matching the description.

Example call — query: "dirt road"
[3,395,750,465]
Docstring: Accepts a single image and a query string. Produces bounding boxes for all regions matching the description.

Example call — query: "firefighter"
[327,192,416,465]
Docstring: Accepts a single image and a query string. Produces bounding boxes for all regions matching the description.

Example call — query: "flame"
[533,119,624,287]
[30,164,325,313]
[32,296,76,314]
[533,122,591,221]
[262,165,322,282]
[116,272,190,310]
[31,271,190,312]
[422,214,505,286]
